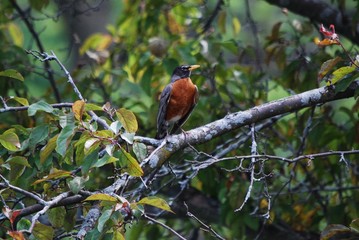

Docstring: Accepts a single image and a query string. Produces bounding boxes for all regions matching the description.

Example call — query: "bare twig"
[184,202,225,240]
[0,174,45,205]
[193,149,359,170]
[201,0,224,34]
[10,0,61,102]
[244,0,263,71]
[26,50,110,130]
[143,213,186,240]
[22,192,71,234]
[235,124,258,212]
[0,102,73,113]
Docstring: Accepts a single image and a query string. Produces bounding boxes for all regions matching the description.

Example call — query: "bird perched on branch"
[155,65,200,139]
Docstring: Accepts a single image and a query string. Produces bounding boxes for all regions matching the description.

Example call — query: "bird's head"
[171,65,200,81]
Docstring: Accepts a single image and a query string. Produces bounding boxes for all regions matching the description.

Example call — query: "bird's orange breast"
[166,78,197,123]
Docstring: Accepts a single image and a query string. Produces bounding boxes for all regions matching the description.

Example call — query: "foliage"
[0,0,359,239]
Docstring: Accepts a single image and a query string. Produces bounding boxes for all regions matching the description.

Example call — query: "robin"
[155,65,200,139]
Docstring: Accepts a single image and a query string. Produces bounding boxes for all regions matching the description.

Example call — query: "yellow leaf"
[327,65,356,86]
[232,17,241,35]
[315,38,340,47]
[120,148,143,177]
[317,57,342,81]
[166,12,183,34]
[138,196,174,214]
[218,10,226,33]
[9,97,29,106]
[113,228,125,240]
[0,129,21,151]
[72,100,86,121]
[7,23,23,47]
[116,108,138,133]
[33,222,54,240]
[32,170,72,185]
[40,134,58,163]
[0,69,24,82]
[84,193,117,202]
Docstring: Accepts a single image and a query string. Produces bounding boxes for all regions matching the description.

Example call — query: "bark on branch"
[146,81,359,168]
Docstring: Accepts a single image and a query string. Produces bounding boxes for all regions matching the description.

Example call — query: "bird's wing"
[171,85,199,134]
[155,83,173,139]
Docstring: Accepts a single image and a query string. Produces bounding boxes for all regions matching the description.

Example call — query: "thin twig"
[26,50,110,130]
[0,174,46,205]
[143,213,186,240]
[22,192,71,234]
[0,102,73,113]
[184,202,225,240]
[201,0,224,34]
[10,0,61,102]
[193,149,359,170]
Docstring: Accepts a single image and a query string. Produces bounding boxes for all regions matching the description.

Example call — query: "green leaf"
[81,148,99,173]
[16,218,31,231]
[120,132,135,144]
[351,218,359,233]
[32,222,54,240]
[163,58,179,75]
[137,196,174,213]
[133,142,147,161]
[116,108,138,133]
[140,67,153,96]
[93,154,119,168]
[40,134,58,163]
[32,170,72,185]
[29,0,49,11]
[84,193,117,202]
[327,65,357,86]
[9,96,29,106]
[119,148,143,177]
[28,100,54,116]
[63,208,76,232]
[48,207,65,228]
[0,129,21,151]
[85,103,103,111]
[109,121,122,134]
[29,124,49,148]
[9,162,26,182]
[113,229,125,240]
[318,56,342,81]
[68,176,88,194]
[56,124,76,157]
[6,156,31,167]
[97,209,113,232]
[59,113,75,128]
[334,72,359,93]
[0,69,24,81]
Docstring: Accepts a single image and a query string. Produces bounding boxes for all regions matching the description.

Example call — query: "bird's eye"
[181,66,189,70]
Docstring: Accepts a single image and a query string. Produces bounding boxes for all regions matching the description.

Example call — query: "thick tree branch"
[265,0,359,45]
[146,81,359,168]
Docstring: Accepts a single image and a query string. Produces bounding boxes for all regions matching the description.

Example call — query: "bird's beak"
[189,65,200,71]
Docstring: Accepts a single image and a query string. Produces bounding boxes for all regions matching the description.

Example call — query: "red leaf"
[2,207,21,226]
